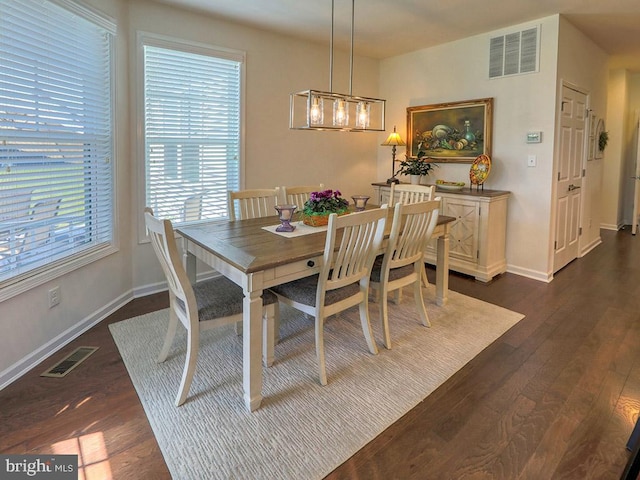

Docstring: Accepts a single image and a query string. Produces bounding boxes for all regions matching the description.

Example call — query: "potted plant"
[397,156,438,184]
[301,189,350,226]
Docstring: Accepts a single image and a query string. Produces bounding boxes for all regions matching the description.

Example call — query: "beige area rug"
[110,288,524,479]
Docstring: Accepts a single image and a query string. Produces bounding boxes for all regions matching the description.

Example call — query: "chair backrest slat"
[389,183,435,205]
[23,197,62,251]
[387,200,440,270]
[183,194,203,222]
[228,188,279,220]
[322,208,387,291]
[281,184,325,208]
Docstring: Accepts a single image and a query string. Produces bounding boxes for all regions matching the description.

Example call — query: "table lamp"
[381,126,406,184]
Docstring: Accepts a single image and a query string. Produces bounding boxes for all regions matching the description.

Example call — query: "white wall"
[379,16,561,281]
[621,74,640,225]
[378,14,609,280]
[0,0,133,388]
[556,17,608,255]
[128,0,382,289]
[0,4,614,388]
[0,0,382,387]
[603,69,630,231]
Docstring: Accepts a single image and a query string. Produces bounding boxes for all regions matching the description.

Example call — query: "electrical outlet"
[48,286,60,308]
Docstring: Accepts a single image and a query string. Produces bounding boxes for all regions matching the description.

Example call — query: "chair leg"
[421,265,429,288]
[262,303,276,367]
[158,308,179,363]
[393,287,403,305]
[315,315,328,386]
[175,326,199,407]
[358,291,379,355]
[380,283,392,349]
[371,287,380,303]
[415,267,431,328]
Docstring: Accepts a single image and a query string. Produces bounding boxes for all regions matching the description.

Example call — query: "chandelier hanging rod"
[289,0,385,131]
[329,0,355,95]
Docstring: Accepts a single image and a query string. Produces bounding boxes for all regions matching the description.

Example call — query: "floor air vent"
[41,346,99,378]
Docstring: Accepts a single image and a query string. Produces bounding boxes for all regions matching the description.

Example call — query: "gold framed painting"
[406,98,493,163]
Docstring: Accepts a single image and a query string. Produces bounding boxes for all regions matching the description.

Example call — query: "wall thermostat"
[527,131,542,143]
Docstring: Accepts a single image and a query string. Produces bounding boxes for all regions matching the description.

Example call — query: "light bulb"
[356,101,370,129]
[309,96,323,125]
[333,99,349,127]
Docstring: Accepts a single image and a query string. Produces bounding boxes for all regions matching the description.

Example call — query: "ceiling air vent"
[489,26,539,78]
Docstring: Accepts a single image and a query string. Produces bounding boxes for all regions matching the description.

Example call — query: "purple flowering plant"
[302,189,350,216]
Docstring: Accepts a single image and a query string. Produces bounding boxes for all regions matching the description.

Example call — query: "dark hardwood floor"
[2,228,639,479]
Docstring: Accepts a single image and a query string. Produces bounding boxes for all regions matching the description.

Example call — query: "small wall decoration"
[588,112,597,161]
[595,118,606,159]
[406,98,493,163]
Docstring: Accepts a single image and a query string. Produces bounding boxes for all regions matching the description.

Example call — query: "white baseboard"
[133,280,167,299]
[600,222,622,231]
[0,290,134,390]
[506,264,552,283]
[580,236,602,257]
[1,273,221,390]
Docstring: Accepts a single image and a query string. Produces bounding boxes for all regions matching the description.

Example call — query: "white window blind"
[143,42,241,223]
[0,0,115,287]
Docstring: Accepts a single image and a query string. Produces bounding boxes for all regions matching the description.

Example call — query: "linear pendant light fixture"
[289,0,385,132]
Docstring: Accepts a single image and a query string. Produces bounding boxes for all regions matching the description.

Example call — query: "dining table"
[176,207,455,412]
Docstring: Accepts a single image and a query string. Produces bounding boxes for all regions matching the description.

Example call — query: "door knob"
[568,184,581,191]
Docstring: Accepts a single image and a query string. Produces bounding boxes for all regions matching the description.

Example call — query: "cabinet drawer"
[267,255,323,287]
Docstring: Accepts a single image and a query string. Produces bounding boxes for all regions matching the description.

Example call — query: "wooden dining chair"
[182,193,203,222]
[388,183,435,204]
[144,207,279,406]
[387,183,439,297]
[270,207,387,385]
[0,196,64,274]
[281,184,325,207]
[16,197,63,256]
[228,188,279,220]
[369,200,440,349]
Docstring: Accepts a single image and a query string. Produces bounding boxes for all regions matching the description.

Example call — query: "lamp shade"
[381,126,405,184]
[381,126,406,147]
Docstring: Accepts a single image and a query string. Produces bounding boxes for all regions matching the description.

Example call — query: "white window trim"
[135,31,246,243]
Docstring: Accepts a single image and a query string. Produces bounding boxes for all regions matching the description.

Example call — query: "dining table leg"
[435,226,450,306]
[183,242,197,284]
[242,280,264,412]
[181,238,264,411]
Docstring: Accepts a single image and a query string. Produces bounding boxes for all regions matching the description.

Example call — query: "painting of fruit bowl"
[406,98,493,163]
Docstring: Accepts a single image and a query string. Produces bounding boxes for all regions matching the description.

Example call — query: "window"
[141,34,243,224]
[0,0,115,293]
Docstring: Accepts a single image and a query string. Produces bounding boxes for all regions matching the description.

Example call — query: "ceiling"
[154,0,640,72]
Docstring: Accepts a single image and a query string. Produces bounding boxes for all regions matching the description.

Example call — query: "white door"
[554,85,587,272]
[632,120,640,235]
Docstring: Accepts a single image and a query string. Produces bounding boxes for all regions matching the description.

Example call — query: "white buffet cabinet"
[372,183,510,282]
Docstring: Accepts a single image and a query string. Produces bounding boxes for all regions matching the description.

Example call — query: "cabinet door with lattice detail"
[442,197,479,263]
